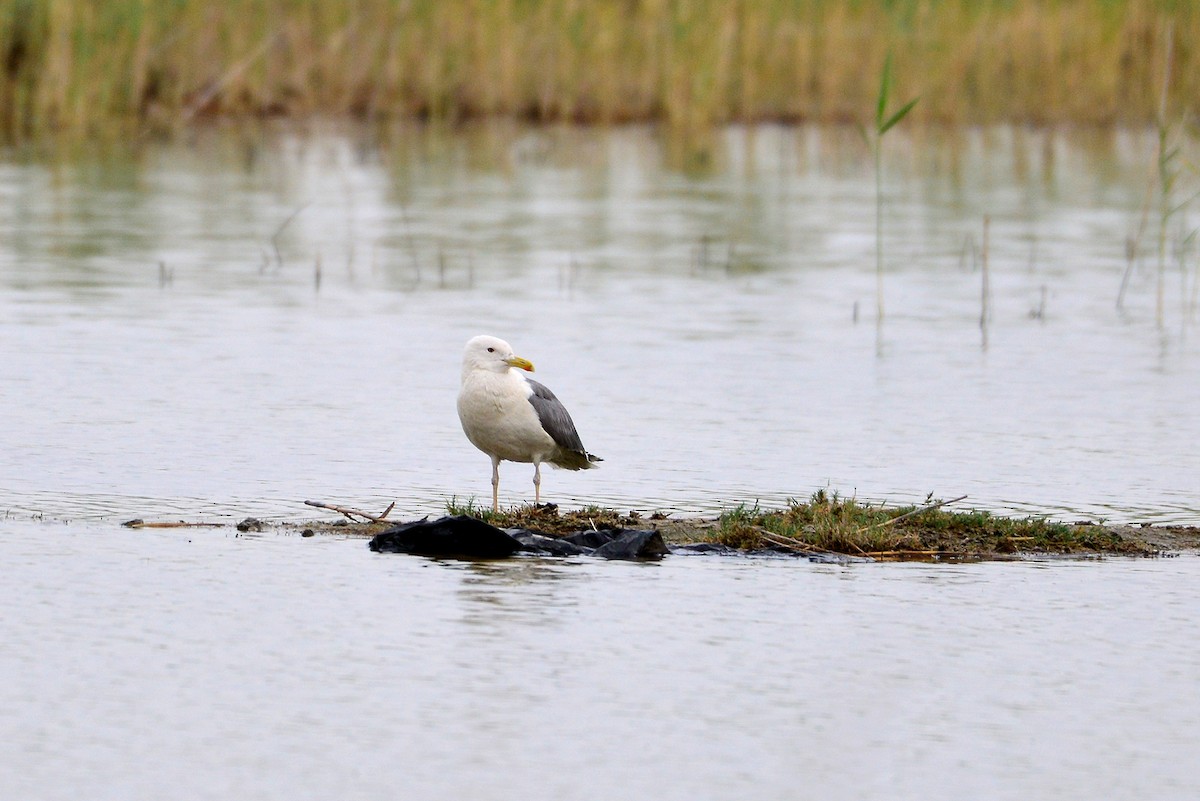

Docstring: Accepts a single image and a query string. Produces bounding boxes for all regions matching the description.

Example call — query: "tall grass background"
[1,0,1197,139]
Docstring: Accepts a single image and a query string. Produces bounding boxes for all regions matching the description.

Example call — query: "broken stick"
[303,499,395,523]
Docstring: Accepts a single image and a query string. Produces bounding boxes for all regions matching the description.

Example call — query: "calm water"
[2,521,1197,801]
[2,123,1199,799]
[0,122,1196,524]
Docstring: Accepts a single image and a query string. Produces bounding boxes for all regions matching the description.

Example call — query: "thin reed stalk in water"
[272,201,311,270]
[980,216,991,349]
[1117,236,1138,312]
[1190,235,1200,323]
[865,54,919,328]
[1178,228,1198,331]
[1155,23,1176,330]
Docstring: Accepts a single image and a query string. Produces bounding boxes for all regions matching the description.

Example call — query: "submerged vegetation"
[1,1,1198,139]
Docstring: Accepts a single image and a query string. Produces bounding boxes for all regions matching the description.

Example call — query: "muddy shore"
[245,509,1200,561]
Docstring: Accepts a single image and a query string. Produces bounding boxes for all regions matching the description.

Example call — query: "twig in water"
[272,201,312,269]
[567,254,581,298]
[1117,235,1138,311]
[980,216,991,350]
[1190,237,1200,322]
[694,235,712,273]
[959,233,978,272]
[1176,227,1195,331]
[398,203,421,286]
[123,519,223,529]
[1029,285,1047,320]
[304,499,396,523]
[863,549,962,560]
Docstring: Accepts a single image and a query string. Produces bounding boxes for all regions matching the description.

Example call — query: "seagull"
[457,335,601,512]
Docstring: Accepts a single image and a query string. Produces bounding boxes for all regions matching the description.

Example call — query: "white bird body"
[457,335,599,511]
[457,366,557,465]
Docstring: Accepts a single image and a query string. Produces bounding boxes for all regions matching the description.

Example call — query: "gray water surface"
[1,122,1197,524]
[2,522,1197,801]
[3,124,1197,801]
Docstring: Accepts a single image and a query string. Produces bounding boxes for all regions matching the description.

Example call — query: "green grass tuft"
[442,500,645,536]
[444,495,498,522]
[715,490,1142,558]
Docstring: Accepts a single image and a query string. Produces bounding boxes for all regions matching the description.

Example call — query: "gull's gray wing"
[526,378,599,468]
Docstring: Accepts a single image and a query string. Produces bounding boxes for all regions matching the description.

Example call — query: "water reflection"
[456,559,588,624]
[0,122,1197,524]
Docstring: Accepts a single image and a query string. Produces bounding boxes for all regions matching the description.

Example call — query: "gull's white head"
[462,335,535,375]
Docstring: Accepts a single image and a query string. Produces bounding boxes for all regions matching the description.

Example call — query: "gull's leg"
[533,461,542,506]
[491,456,501,513]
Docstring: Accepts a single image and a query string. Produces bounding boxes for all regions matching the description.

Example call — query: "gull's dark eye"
[487,347,495,353]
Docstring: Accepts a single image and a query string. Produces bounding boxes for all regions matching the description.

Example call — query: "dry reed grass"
[1,1,1197,139]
